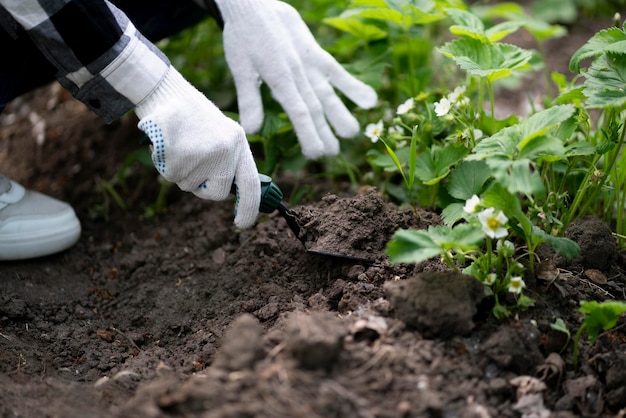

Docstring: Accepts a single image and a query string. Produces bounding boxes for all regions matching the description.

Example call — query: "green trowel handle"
[258,174,284,214]
[231,174,284,214]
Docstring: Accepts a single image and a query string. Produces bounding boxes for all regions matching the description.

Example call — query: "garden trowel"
[243,174,373,264]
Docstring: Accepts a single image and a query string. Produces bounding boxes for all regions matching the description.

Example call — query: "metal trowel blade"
[276,203,374,264]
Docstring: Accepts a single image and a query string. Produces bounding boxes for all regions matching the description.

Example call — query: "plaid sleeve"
[0,0,170,123]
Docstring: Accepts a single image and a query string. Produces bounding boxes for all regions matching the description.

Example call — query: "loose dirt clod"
[294,187,418,261]
[384,271,485,338]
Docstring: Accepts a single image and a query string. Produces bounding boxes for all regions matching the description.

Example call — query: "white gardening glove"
[135,67,261,228]
[214,0,378,159]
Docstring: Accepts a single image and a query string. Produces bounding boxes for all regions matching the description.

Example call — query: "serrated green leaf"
[569,26,626,73]
[517,105,576,150]
[441,202,466,226]
[583,53,626,109]
[438,39,533,82]
[414,144,468,185]
[386,224,484,264]
[579,300,626,344]
[471,105,575,160]
[447,160,491,200]
[485,157,545,196]
[563,141,596,157]
[386,228,443,263]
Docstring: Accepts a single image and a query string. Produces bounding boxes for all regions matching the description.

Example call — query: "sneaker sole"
[0,210,81,261]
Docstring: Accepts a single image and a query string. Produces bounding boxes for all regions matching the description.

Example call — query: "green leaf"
[485,21,524,43]
[446,8,488,42]
[323,16,388,41]
[583,53,626,109]
[386,228,444,264]
[386,0,442,23]
[366,149,399,172]
[440,202,466,226]
[518,135,565,160]
[485,157,545,196]
[550,318,571,337]
[438,39,533,82]
[470,105,575,160]
[516,105,576,151]
[554,86,587,105]
[532,227,580,258]
[386,224,484,264]
[472,2,566,42]
[414,144,468,185]
[344,0,443,28]
[447,160,491,200]
[563,141,596,157]
[579,300,626,344]
[570,26,626,73]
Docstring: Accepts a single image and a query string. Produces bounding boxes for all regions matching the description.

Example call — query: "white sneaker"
[0,176,81,260]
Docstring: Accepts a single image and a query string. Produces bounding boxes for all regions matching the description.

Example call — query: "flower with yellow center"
[484,273,497,286]
[477,208,508,239]
[508,276,526,294]
[365,120,384,143]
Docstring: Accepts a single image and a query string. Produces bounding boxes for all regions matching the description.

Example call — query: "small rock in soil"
[285,311,347,370]
[481,322,544,375]
[212,313,265,371]
[384,271,485,339]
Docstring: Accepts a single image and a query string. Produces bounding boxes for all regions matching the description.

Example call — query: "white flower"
[447,85,466,104]
[484,273,497,286]
[397,98,415,115]
[497,239,515,253]
[434,98,451,117]
[365,120,384,143]
[508,276,526,294]
[473,128,483,140]
[477,208,509,239]
[463,195,481,214]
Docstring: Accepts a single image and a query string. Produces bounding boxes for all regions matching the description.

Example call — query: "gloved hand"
[214,0,378,159]
[135,67,261,228]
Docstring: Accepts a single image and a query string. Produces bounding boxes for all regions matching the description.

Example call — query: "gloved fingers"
[308,70,361,139]
[269,77,337,158]
[232,148,261,229]
[321,54,378,110]
[274,1,377,111]
[227,57,265,134]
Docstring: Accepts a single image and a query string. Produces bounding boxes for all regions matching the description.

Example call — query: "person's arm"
[0,0,261,228]
[0,0,168,123]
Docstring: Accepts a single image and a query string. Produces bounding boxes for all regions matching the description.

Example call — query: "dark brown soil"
[1,15,626,418]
